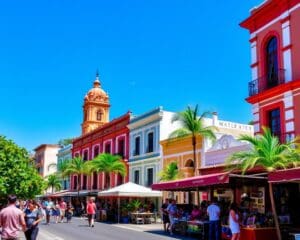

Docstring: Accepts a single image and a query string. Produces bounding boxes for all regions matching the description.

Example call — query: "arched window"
[96,110,103,121]
[185,159,195,168]
[266,37,279,88]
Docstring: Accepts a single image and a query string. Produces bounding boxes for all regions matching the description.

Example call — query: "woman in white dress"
[229,202,240,240]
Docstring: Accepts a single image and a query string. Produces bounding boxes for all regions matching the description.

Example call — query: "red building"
[241,0,300,141]
[71,73,130,191]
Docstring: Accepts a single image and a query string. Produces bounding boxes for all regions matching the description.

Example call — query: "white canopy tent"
[98,182,162,223]
[98,182,162,198]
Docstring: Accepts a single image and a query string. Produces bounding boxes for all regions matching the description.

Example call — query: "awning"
[268,167,300,183]
[98,182,162,197]
[151,172,230,191]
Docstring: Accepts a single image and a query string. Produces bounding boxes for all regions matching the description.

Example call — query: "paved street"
[25,217,196,240]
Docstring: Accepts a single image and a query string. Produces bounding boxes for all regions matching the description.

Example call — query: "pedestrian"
[52,202,60,223]
[66,202,73,223]
[161,199,170,233]
[59,199,67,223]
[167,199,177,236]
[0,194,26,240]
[207,197,221,240]
[229,202,240,240]
[24,200,43,240]
[86,197,96,227]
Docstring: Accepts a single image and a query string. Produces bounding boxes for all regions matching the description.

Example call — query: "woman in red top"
[86,198,96,227]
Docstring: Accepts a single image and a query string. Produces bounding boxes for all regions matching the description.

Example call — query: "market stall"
[98,182,162,223]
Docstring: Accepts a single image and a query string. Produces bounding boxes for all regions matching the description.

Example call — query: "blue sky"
[0,0,262,151]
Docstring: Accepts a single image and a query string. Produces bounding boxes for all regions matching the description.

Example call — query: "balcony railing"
[248,69,285,97]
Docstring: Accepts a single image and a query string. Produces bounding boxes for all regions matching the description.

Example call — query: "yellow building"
[160,134,203,204]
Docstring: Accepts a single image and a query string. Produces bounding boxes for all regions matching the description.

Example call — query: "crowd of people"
[0,194,80,240]
[161,197,241,240]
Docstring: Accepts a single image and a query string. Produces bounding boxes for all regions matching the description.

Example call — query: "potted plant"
[121,204,130,223]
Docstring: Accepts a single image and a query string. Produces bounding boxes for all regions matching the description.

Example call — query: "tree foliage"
[0,136,45,201]
[58,138,73,147]
[159,162,180,181]
[45,174,62,193]
[170,105,216,168]
[226,127,300,173]
[88,153,127,188]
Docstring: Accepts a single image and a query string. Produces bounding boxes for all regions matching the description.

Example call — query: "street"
[31,217,196,240]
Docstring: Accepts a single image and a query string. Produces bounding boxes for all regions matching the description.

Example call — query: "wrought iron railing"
[248,69,285,97]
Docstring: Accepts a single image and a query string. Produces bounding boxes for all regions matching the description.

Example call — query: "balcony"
[248,69,285,97]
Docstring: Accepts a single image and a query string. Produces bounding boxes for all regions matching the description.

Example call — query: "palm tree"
[63,157,92,197]
[226,127,300,240]
[89,153,127,189]
[226,127,300,173]
[46,174,62,193]
[170,105,216,170]
[159,162,180,181]
[48,159,71,189]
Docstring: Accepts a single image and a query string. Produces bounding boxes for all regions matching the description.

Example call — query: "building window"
[94,146,99,158]
[73,176,78,190]
[266,37,279,88]
[83,150,88,161]
[134,137,140,156]
[147,168,153,187]
[92,172,98,189]
[147,132,154,153]
[96,110,103,121]
[268,108,281,139]
[134,170,140,184]
[82,175,87,190]
[118,139,125,158]
[105,143,111,154]
[117,174,123,186]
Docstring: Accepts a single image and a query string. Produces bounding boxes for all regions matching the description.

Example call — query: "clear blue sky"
[0,0,262,152]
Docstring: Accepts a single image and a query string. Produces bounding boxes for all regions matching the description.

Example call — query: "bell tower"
[81,72,110,135]
[241,0,300,142]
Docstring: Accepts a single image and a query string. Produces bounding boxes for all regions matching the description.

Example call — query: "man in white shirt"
[207,197,221,240]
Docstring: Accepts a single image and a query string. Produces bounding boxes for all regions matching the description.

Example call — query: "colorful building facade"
[127,107,180,187]
[34,144,61,178]
[57,143,72,190]
[240,0,300,141]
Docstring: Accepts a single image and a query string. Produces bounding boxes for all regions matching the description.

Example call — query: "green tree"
[226,127,300,173]
[49,159,71,189]
[226,127,300,240]
[170,105,216,169]
[89,153,127,189]
[0,136,45,202]
[45,174,62,193]
[63,157,91,197]
[159,162,180,181]
[58,138,73,147]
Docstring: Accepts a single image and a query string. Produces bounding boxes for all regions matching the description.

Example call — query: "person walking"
[229,202,240,240]
[0,194,26,240]
[167,199,177,236]
[24,200,43,240]
[207,197,221,240]
[86,197,96,227]
[161,199,170,233]
[59,199,67,223]
[66,202,73,223]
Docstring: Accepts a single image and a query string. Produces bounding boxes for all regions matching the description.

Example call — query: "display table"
[187,220,209,239]
[240,227,278,240]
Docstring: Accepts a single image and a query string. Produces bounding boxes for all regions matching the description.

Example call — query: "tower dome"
[84,72,109,103]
